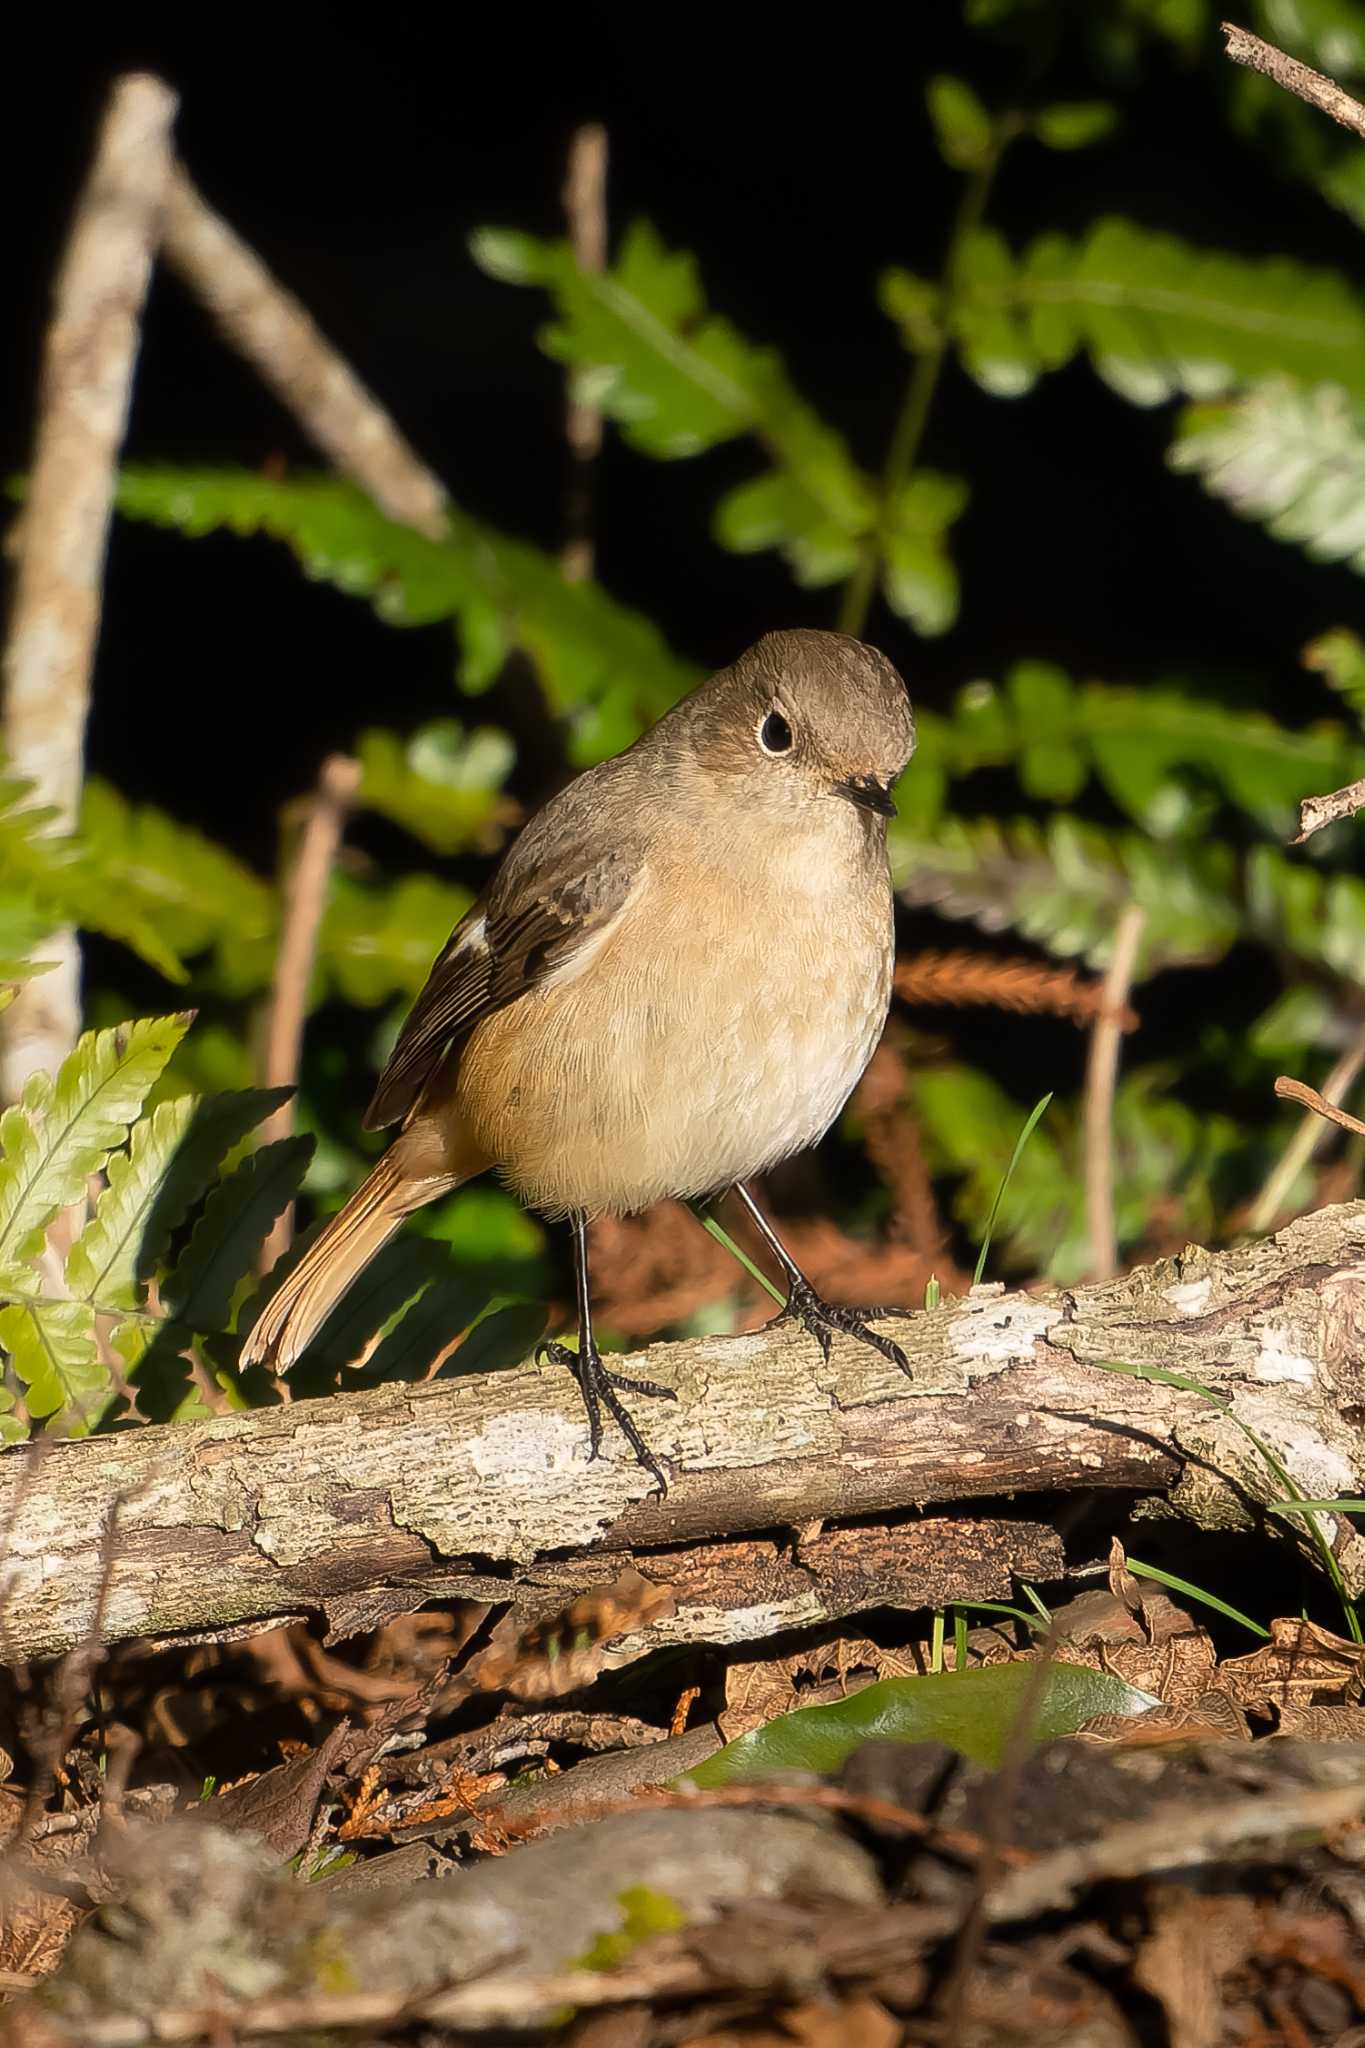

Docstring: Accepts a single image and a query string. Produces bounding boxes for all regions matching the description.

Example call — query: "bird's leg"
[730,1182,913,1376]
[535,1213,676,1492]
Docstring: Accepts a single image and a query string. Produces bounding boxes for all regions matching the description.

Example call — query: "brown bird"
[241,628,917,1487]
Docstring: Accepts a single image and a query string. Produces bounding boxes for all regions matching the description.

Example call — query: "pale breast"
[455,806,894,1217]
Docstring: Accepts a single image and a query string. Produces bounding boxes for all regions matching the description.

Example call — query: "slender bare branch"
[256,753,362,1270]
[560,123,608,583]
[1083,905,1146,1282]
[1,75,178,1098]
[1221,21,1365,141]
[1251,1023,1365,1232]
[1275,1072,1365,1141]
[1293,774,1365,845]
[158,165,449,539]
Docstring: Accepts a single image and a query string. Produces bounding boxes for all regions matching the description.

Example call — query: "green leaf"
[926,74,996,169]
[0,1014,193,1266]
[687,1662,1158,1783]
[358,720,515,856]
[116,469,698,766]
[0,1297,108,1429]
[65,1095,197,1310]
[1305,627,1365,729]
[1030,101,1118,149]
[890,220,1365,406]
[880,472,970,635]
[163,1136,314,1335]
[1173,381,1365,573]
[0,776,187,982]
[473,220,877,597]
[138,1086,296,1272]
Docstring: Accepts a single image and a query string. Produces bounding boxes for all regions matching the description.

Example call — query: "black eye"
[759,710,793,754]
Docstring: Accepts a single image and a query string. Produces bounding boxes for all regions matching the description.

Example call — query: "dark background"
[10,4,1362,869]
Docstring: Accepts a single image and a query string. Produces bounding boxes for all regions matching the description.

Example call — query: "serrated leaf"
[138,1086,296,1271]
[0,1014,193,1266]
[64,1096,196,1310]
[0,1297,109,1429]
[687,1662,1158,1782]
[1173,380,1365,573]
[473,219,877,596]
[163,1136,314,1335]
[889,219,1365,406]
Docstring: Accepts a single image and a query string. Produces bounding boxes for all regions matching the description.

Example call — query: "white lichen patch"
[1163,1277,1214,1315]
[1252,1327,1317,1385]
[948,1294,1056,1368]
[466,1406,586,1480]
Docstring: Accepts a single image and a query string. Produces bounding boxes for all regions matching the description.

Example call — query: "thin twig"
[257,753,362,1270]
[1274,1073,1365,1141]
[1221,21,1365,140]
[561,124,608,584]
[158,165,449,539]
[1,75,178,1100]
[1251,1022,1365,1233]
[1293,774,1365,844]
[1082,905,1146,1283]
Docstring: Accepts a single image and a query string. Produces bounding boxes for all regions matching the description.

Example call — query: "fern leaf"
[884,219,1365,404]
[472,223,966,631]
[0,1298,108,1429]
[0,1014,193,1266]
[1172,380,1365,569]
[893,814,1240,971]
[162,1135,313,1335]
[64,1096,197,1310]
[116,470,698,765]
[139,1085,294,1270]
[0,777,186,982]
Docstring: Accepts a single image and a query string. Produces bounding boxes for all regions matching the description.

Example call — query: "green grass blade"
[973,1092,1052,1286]
[1125,1556,1270,1639]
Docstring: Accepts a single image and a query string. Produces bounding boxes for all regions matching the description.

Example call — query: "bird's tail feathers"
[239,1149,461,1373]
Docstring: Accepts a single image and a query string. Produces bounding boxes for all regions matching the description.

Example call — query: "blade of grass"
[693,1209,786,1307]
[930,1609,946,1674]
[954,1609,969,1666]
[1270,1497,1365,1515]
[973,1093,1053,1287]
[1125,1556,1271,1640]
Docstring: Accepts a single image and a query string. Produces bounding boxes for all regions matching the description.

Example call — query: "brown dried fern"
[894,949,1138,1032]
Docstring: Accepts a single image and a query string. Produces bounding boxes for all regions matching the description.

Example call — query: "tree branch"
[1221,21,1365,141]
[1,75,178,1098]
[2,1199,1365,1665]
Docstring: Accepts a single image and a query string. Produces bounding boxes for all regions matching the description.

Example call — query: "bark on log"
[3,1200,1364,1666]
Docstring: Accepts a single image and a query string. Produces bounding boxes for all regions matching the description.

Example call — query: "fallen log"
[2,1200,1364,1665]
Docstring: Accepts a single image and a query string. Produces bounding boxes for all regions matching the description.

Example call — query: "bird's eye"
[759,710,793,754]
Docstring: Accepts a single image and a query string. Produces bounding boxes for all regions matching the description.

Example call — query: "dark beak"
[834,774,897,818]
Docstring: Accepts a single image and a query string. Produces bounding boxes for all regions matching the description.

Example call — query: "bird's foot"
[770,1275,913,1376]
[536,1338,676,1494]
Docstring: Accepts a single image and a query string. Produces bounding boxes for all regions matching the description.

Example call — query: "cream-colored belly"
[455,830,892,1217]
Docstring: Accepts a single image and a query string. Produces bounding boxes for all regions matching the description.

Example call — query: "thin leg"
[535,1214,676,1492]
[730,1182,913,1376]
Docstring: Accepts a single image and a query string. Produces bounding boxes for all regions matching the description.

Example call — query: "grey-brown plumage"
[241,629,916,1486]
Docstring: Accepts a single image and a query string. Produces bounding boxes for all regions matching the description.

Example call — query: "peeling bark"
[2,1201,1364,1665]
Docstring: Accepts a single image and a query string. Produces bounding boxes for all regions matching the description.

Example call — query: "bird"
[240,628,917,1489]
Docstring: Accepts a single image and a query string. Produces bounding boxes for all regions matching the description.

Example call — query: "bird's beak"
[834,774,897,818]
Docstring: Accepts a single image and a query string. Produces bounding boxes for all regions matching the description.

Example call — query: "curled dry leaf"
[466,1569,677,1701]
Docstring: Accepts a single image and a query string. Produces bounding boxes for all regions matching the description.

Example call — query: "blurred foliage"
[12,0,1365,1427]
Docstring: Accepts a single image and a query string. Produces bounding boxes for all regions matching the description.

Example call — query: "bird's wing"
[363,840,638,1130]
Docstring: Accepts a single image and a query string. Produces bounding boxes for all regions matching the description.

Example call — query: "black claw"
[772,1276,914,1379]
[537,1338,672,1494]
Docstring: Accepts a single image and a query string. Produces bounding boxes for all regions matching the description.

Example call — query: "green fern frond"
[1172,380,1365,569]
[883,219,1365,404]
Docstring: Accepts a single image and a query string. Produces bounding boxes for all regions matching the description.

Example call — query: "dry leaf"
[206,1719,349,1858]
[720,1637,916,1742]
[468,1570,676,1701]
[1219,1618,1365,1714]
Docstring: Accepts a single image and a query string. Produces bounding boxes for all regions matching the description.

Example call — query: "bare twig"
[1221,21,1365,141]
[257,753,362,1270]
[1083,906,1146,1282]
[1,75,178,1099]
[1252,1023,1365,1232]
[1293,775,1365,844]
[1274,1072,1365,1141]
[158,165,449,539]
[561,123,608,583]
